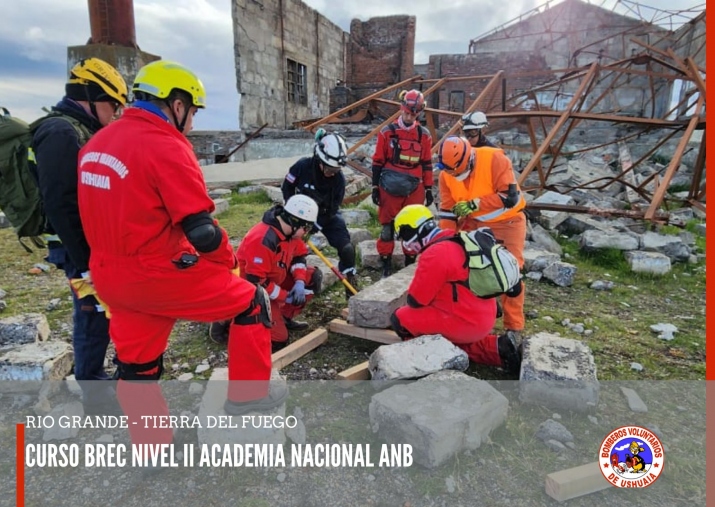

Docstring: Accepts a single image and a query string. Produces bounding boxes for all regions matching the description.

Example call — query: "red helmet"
[400,89,425,114]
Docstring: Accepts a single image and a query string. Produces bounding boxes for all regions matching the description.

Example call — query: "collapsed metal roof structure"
[301,2,705,224]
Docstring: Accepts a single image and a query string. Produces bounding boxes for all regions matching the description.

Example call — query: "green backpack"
[437,228,522,299]
[0,107,90,251]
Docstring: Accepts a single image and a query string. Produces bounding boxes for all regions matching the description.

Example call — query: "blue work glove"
[287,280,306,306]
[452,199,480,217]
[424,187,434,206]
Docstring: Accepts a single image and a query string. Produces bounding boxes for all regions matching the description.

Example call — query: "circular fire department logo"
[599,425,665,488]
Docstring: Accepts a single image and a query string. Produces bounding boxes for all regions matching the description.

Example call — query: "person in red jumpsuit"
[389,204,521,373]
[371,89,434,277]
[77,61,283,447]
[210,195,323,352]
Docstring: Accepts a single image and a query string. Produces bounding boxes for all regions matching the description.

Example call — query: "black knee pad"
[309,268,323,295]
[115,355,164,381]
[389,312,412,340]
[339,243,356,268]
[380,223,394,242]
[235,285,273,328]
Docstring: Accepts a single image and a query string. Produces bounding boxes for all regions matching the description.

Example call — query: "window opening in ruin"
[287,59,307,106]
[449,91,465,112]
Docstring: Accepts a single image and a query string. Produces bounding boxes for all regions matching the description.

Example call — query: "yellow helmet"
[66,58,128,105]
[394,204,437,251]
[132,60,206,108]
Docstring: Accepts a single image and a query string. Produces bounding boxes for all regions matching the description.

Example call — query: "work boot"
[345,272,359,299]
[284,317,308,331]
[208,320,230,345]
[497,332,522,374]
[404,255,417,267]
[380,255,392,279]
[223,382,289,416]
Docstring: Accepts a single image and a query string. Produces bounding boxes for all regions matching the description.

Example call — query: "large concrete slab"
[624,250,672,275]
[369,371,508,468]
[0,341,73,388]
[197,367,286,446]
[202,157,302,185]
[368,335,469,381]
[348,264,417,328]
[519,332,599,412]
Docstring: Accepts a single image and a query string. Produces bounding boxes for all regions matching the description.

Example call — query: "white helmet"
[314,131,348,168]
[283,194,319,224]
[461,111,489,131]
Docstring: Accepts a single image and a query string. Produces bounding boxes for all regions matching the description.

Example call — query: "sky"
[1,0,704,130]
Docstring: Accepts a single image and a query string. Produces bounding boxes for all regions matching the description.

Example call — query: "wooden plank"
[545,462,611,502]
[271,328,328,370]
[328,319,401,344]
[336,361,370,381]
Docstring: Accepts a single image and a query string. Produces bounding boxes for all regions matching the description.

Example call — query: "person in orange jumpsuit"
[389,205,520,372]
[371,89,434,277]
[436,136,527,343]
[77,61,283,448]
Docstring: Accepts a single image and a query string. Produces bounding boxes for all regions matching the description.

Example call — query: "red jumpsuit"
[392,230,501,366]
[372,120,433,256]
[236,208,320,344]
[77,107,269,446]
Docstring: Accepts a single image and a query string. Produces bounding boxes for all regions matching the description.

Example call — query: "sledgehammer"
[306,239,358,296]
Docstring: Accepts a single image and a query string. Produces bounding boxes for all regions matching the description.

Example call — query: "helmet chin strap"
[166,99,190,132]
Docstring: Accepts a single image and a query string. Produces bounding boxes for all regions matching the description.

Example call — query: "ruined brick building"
[231,0,704,130]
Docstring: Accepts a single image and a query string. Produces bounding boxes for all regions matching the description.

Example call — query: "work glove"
[452,198,480,217]
[424,187,434,206]
[287,280,306,306]
[371,187,380,206]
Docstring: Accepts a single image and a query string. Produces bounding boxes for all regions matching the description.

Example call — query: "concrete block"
[368,335,469,381]
[558,215,613,235]
[0,341,74,387]
[197,367,286,446]
[357,240,405,270]
[342,209,372,227]
[579,229,639,251]
[533,191,575,230]
[347,228,373,247]
[0,212,10,229]
[542,262,577,287]
[529,224,563,255]
[624,251,671,275]
[348,264,417,328]
[208,188,233,199]
[519,332,599,412]
[211,198,230,217]
[369,371,508,468]
[523,248,560,273]
[0,313,51,350]
[640,232,683,252]
[306,255,339,288]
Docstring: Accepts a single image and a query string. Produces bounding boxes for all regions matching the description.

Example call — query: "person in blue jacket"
[281,130,358,298]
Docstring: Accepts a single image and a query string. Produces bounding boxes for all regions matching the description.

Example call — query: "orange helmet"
[437,136,475,181]
[399,89,425,114]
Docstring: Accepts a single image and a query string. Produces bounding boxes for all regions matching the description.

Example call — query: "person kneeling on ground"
[389,204,521,373]
[209,195,323,353]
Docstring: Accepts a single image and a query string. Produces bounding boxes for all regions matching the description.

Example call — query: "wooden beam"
[545,462,611,502]
[336,361,370,381]
[271,328,328,370]
[340,308,349,320]
[303,75,421,132]
[645,96,704,220]
[518,63,598,186]
[328,319,400,344]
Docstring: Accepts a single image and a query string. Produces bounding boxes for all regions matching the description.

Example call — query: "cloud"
[3,0,704,129]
